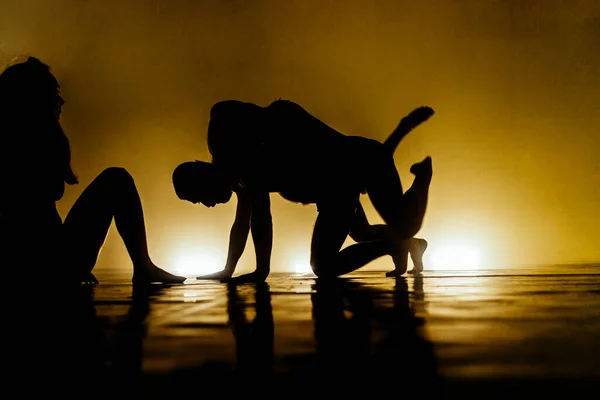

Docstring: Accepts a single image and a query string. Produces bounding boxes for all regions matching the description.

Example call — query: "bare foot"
[408,238,428,274]
[387,238,410,277]
[401,106,435,130]
[132,263,186,285]
[386,269,404,277]
[197,270,232,281]
[410,156,433,180]
[227,270,269,284]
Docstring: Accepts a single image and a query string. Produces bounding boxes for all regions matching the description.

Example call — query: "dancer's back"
[207,99,370,203]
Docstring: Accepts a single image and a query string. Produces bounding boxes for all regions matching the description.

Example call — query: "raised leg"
[63,167,186,284]
[383,106,434,153]
[362,138,432,236]
[381,106,433,274]
[309,106,434,279]
[350,137,431,274]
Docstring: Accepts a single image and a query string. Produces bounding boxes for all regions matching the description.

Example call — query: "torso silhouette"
[1,126,65,219]
[208,99,373,205]
[1,119,69,267]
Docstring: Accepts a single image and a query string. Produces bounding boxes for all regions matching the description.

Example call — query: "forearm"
[224,221,250,274]
[251,215,273,273]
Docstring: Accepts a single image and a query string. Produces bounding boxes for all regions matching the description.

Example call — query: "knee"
[310,262,326,279]
[97,167,134,187]
[310,254,335,279]
[310,254,323,277]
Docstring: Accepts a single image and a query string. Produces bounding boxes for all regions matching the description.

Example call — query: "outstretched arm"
[383,106,435,153]
[228,191,272,284]
[197,191,252,280]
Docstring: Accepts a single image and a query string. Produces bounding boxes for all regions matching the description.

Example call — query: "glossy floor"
[8,265,600,397]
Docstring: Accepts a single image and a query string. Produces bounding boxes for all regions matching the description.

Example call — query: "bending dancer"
[0,57,186,285]
[173,99,433,283]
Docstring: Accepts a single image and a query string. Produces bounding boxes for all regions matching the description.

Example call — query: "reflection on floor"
[6,266,600,396]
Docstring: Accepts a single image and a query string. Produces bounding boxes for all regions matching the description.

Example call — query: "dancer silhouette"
[174,99,433,282]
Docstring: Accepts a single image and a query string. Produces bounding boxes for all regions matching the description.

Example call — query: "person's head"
[0,56,77,185]
[0,56,64,120]
[172,160,233,207]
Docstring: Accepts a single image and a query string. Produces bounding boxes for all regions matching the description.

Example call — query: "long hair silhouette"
[0,56,78,204]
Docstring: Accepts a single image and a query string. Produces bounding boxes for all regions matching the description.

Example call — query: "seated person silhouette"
[173,99,433,283]
[0,57,185,286]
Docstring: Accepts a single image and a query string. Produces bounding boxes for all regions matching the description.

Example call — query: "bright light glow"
[294,259,313,274]
[172,249,222,276]
[428,244,482,270]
